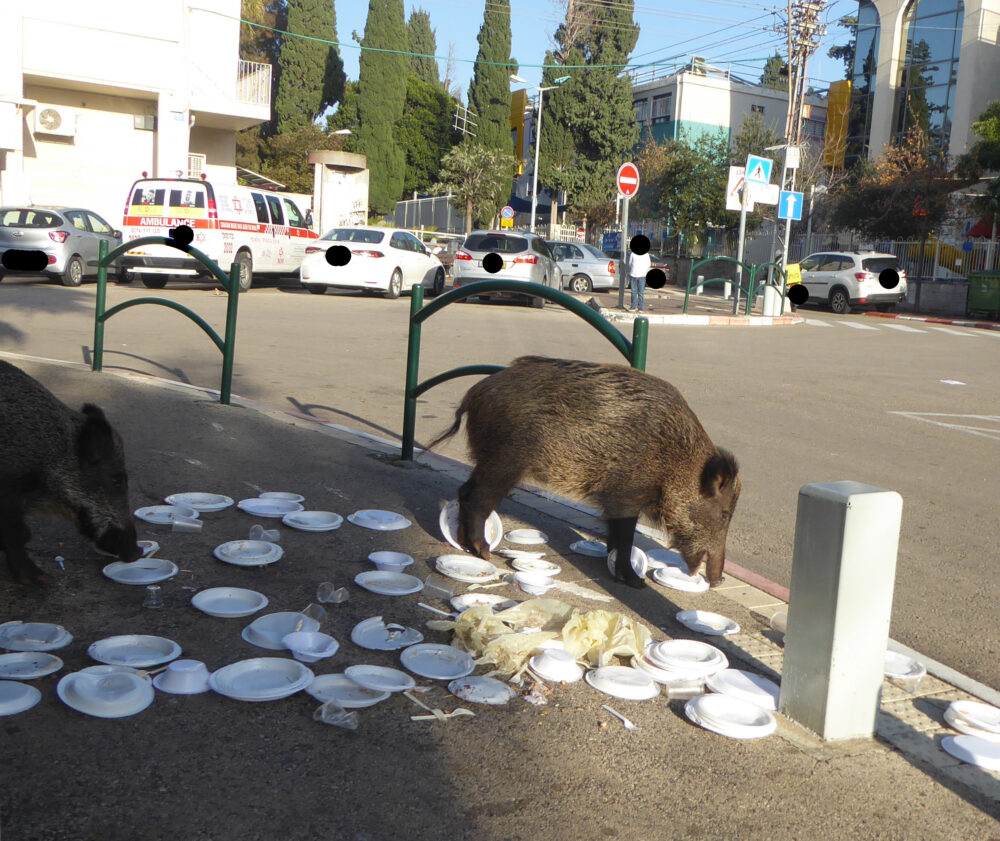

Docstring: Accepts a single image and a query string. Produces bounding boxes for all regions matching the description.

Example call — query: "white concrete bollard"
[762,286,779,316]
[779,481,903,741]
[695,275,704,296]
[723,280,732,300]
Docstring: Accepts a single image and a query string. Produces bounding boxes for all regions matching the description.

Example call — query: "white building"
[0,0,270,226]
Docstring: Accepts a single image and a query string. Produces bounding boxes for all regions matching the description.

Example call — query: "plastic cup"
[143,585,165,609]
[249,524,281,543]
[171,516,203,533]
[316,582,349,604]
[422,573,458,601]
[313,700,359,730]
[663,678,706,700]
[769,611,788,635]
[300,603,327,625]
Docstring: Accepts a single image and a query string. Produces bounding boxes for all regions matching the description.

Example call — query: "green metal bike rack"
[683,257,790,316]
[400,280,649,461]
[747,262,788,312]
[94,237,241,404]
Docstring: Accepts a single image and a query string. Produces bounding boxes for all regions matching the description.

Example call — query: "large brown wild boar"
[428,356,740,588]
[0,360,140,584]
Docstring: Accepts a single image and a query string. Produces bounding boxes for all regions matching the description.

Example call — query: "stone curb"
[863,310,1000,331]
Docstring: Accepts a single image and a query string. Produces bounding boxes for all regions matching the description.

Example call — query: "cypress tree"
[272,0,345,134]
[397,75,456,195]
[355,0,409,215]
[408,8,439,87]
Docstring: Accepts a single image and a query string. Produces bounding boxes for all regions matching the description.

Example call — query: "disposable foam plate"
[631,654,700,686]
[0,681,42,716]
[191,587,269,618]
[347,509,412,531]
[705,669,780,711]
[259,492,305,503]
[435,555,498,583]
[0,621,72,652]
[947,700,1000,735]
[884,650,927,680]
[448,676,516,705]
[675,610,740,637]
[88,635,182,668]
[652,565,710,593]
[213,540,284,567]
[941,735,1000,770]
[133,504,199,524]
[368,551,415,571]
[511,558,562,576]
[450,594,518,613]
[344,664,415,693]
[504,528,548,546]
[570,539,607,558]
[164,492,234,512]
[209,658,314,702]
[56,669,155,719]
[400,643,475,680]
[496,549,546,561]
[606,547,649,579]
[242,613,319,650]
[646,548,687,569]
[306,674,391,708]
[354,571,424,596]
[102,558,179,585]
[439,500,502,552]
[685,694,777,739]
[282,510,343,532]
[351,616,423,650]
[646,640,727,676]
[944,706,1000,743]
[236,498,304,518]
[584,666,659,701]
[138,540,159,558]
[529,651,583,684]
[0,652,63,680]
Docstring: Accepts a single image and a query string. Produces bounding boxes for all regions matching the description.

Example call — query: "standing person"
[627,247,651,312]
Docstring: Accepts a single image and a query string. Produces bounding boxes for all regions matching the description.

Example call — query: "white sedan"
[299,226,446,298]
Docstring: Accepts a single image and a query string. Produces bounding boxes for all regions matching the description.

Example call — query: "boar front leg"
[607,516,645,589]
[0,498,49,585]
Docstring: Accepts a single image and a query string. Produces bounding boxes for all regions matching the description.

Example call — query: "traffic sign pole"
[615,162,639,310]
[618,195,629,309]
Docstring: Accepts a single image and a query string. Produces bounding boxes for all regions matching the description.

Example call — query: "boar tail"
[424,403,468,453]
[700,449,739,498]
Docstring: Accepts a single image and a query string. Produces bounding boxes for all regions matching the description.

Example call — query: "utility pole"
[782,0,827,146]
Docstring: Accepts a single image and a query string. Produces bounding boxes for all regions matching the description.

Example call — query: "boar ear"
[700,450,739,499]
[77,404,116,465]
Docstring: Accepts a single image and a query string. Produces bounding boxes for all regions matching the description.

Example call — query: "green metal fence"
[94,237,241,404]
[400,280,649,461]
[683,256,788,315]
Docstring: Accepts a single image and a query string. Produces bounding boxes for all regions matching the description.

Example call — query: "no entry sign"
[617,162,640,198]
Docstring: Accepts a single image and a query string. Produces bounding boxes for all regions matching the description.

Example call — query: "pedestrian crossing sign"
[745,154,773,185]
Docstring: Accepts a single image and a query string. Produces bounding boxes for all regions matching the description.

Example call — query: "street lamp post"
[510,74,569,233]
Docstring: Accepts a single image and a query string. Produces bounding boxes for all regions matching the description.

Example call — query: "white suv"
[797,251,908,314]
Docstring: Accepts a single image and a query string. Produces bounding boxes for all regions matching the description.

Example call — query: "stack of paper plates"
[685,693,777,739]
[944,700,1000,743]
[165,492,234,512]
[645,640,728,680]
[209,658,314,702]
[705,669,780,711]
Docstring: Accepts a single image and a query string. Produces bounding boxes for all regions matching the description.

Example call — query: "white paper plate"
[259,491,306,503]
[947,700,1000,735]
[529,651,583,684]
[646,640,727,676]
[282,510,343,532]
[88,635,182,668]
[631,654,701,686]
[347,509,412,531]
[138,540,159,558]
[133,504,199,524]
[351,616,424,650]
[448,676,515,705]
[242,612,319,650]
[401,643,475,680]
[676,610,740,637]
[209,658,314,702]
[570,539,607,558]
[941,734,1000,770]
[237,498,305,518]
[0,652,63,680]
[504,528,548,546]
[606,547,649,579]
[344,664,415,693]
[944,706,1000,743]
[685,694,777,739]
[584,666,659,701]
[652,566,710,592]
[306,674,391,708]
[368,551,415,571]
[354,571,424,596]
[0,681,42,716]
[450,593,518,613]
[191,587,269,618]
[439,500,503,552]
[0,621,73,652]
[164,492,234,512]
[646,548,687,569]
[511,558,562,576]
[884,650,927,680]
[435,554,499,583]
[102,558,179,585]
[57,669,155,718]
[705,669,780,711]
[496,549,546,561]
[213,540,284,567]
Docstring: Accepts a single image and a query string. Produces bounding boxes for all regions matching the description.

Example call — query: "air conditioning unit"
[187,153,206,178]
[34,106,76,137]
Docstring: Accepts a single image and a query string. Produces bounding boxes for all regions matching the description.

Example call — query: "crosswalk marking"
[882,323,926,333]
[929,326,975,337]
[836,320,879,330]
[804,318,833,327]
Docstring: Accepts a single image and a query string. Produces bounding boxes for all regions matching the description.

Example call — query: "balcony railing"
[237,59,271,108]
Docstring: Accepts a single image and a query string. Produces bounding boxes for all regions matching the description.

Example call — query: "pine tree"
[355,0,409,215]
[760,52,788,91]
[272,0,345,134]
[408,7,439,87]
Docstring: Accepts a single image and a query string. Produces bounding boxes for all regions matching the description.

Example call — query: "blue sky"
[333,0,858,95]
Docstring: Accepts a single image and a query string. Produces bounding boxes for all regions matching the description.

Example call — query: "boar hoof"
[14,566,53,587]
[614,571,647,590]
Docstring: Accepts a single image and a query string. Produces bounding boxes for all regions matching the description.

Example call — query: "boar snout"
[97,523,142,562]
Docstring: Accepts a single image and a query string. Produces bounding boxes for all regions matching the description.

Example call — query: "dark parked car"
[0,206,123,286]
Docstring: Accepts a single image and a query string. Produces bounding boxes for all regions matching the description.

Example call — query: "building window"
[846,0,881,164]
[651,93,672,124]
[633,99,648,123]
[751,104,765,114]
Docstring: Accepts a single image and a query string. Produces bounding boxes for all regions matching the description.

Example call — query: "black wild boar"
[428,356,740,588]
[0,361,140,584]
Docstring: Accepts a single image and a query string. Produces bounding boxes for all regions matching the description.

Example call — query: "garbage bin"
[967,271,1000,319]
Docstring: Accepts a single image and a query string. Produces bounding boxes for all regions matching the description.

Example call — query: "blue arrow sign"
[745,154,773,184]
[778,190,804,221]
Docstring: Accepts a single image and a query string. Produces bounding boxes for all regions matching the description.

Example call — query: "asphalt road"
[2,276,999,691]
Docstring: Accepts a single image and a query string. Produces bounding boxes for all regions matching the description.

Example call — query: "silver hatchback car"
[453,230,562,307]
[546,240,617,293]
[0,206,123,287]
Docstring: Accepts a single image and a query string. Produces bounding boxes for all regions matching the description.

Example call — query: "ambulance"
[120,177,318,290]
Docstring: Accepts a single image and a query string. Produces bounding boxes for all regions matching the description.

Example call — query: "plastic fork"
[602,704,640,731]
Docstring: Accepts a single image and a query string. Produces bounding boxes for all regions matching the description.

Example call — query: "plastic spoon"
[602,704,640,731]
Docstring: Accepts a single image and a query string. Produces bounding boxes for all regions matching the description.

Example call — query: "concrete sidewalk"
[3,354,999,841]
